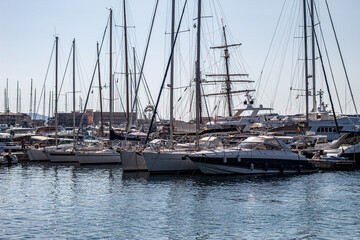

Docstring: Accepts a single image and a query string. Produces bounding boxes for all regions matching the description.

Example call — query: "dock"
[311,158,357,171]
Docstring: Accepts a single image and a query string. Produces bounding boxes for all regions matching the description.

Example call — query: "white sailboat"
[46,38,78,163]
[72,9,121,165]
[28,143,72,161]
[142,0,201,174]
[143,148,197,174]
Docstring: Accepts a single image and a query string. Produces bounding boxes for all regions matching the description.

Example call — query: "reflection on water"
[0,163,359,239]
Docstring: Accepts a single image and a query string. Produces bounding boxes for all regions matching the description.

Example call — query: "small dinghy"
[0,153,18,165]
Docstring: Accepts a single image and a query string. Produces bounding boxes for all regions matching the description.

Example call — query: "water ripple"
[0,164,359,239]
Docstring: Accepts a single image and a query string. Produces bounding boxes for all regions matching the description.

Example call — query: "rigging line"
[314,1,343,114]
[325,0,357,116]
[256,0,288,92]
[145,0,188,145]
[77,15,109,137]
[76,49,90,108]
[114,77,126,113]
[141,71,157,115]
[312,10,339,133]
[129,0,160,133]
[201,83,212,125]
[258,0,296,106]
[34,40,56,116]
[134,51,155,108]
[58,44,73,101]
[274,1,299,103]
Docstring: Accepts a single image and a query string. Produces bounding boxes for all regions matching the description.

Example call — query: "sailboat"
[26,36,73,162]
[46,39,78,163]
[142,0,201,174]
[74,8,121,165]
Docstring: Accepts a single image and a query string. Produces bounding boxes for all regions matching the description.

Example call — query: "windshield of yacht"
[236,142,260,150]
[234,137,264,149]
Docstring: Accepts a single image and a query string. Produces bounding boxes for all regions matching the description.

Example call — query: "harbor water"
[1,163,359,239]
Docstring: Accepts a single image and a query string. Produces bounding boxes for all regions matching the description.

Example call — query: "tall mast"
[43,86,46,117]
[222,23,232,117]
[33,88,37,127]
[5,79,9,113]
[30,78,33,118]
[97,42,104,137]
[123,0,130,127]
[48,91,52,118]
[133,47,138,128]
[195,0,202,149]
[55,36,59,146]
[72,39,76,146]
[109,9,113,130]
[311,0,316,112]
[16,81,19,113]
[169,0,175,148]
[3,89,4,113]
[303,0,309,121]
[3,89,6,113]
[19,89,21,113]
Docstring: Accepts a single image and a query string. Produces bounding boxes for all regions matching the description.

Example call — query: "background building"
[0,112,31,127]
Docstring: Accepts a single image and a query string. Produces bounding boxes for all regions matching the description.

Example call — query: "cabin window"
[256,144,267,150]
[237,142,259,150]
[256,143,282,151]
[264,144,282,151]
[267,139,281,147]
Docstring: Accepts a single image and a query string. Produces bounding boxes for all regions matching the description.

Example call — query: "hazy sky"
[1,0,359,120]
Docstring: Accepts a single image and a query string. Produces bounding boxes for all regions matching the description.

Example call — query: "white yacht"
[0,133,22,152]
[317,130,360,165]
[187,136,317,175]
[308,114,359,141]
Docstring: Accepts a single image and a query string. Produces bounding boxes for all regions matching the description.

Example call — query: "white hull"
[143,150,198,173]
[121,150,147,171]
[75,150,121,165]
[46,151,77,163]
[27,148,49,161]
[28,144,74,162]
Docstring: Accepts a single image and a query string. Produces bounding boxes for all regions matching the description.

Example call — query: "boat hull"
[143,151,199,174]
[121,150,147,171]
[75,151,121,165]
[46,151,77,163]
[188,153,317,175]
[0,154,18,164]
[27,149,49,161]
